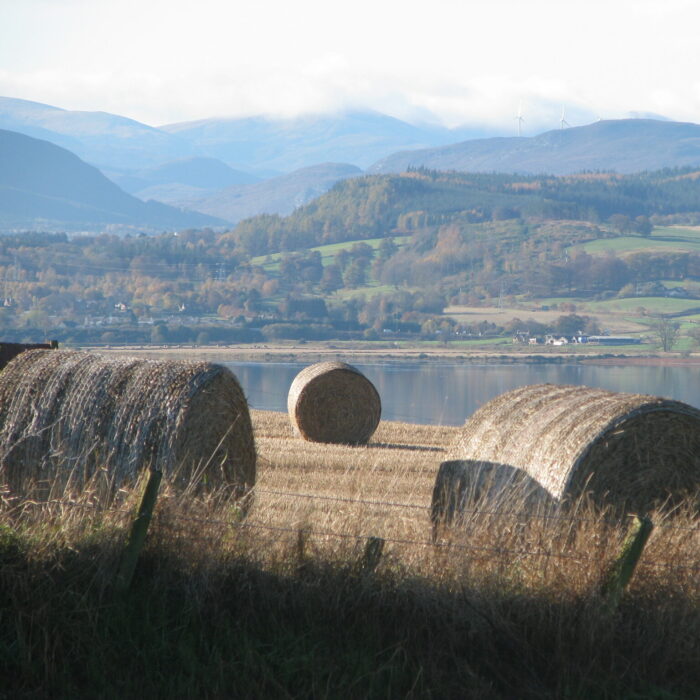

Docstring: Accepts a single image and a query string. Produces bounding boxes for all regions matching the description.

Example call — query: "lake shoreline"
[91,342,700,366]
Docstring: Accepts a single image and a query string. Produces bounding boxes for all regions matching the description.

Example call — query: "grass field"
[251,235,410,271]
[444,304,650,334]
[332,282,415,300]
[2,409,700,697]
[584,297,700,314]
[577,226,700,256]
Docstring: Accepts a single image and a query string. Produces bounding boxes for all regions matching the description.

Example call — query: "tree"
[343,260,368,288]
[150,323,169,344]
[320,264,344,293]
[687,326,700,347]
[609,214,633,234]
[377,237,398,260]
[553,313,600,336]
[651,316,680,351]
[634,216,653,237]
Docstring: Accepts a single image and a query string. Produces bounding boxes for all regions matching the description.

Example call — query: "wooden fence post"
[358,536,385,574]
[115,469,162,594]
[601,515,653,610]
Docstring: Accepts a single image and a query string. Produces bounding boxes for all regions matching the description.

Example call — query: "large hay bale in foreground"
[431,459,557,536]
[287,361,381,444]
[452,383,700,512]
[0,350,256,497]
[0,340,58,370]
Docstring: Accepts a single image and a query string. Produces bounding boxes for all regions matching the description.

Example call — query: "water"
[222,360,700,426]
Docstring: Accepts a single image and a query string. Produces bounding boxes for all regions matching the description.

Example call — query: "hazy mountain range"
[0,96,493,175]
[5,94,700,232]
[160,111,495,173]
[0,129,224,232]
[370,119,700,175]
[0,96,197,171]
[181,163,363,223]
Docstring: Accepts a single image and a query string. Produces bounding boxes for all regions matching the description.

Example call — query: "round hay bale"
[0,350,256,498]
[431,459,557,533]
[287,361,381,444]
[452,383,700,512]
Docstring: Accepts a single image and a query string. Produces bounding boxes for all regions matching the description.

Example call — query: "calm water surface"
[222,361,700,426]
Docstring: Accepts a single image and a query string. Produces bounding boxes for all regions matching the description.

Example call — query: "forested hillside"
[3,167,700,347]
[228,168,700,257]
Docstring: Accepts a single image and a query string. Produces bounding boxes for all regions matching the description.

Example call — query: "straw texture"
[452,383,700,511]
[0,350,256,497]
[431,459,556,531]
[287,361,381,444]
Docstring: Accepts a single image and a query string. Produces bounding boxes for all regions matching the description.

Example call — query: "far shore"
[89,341,700,367]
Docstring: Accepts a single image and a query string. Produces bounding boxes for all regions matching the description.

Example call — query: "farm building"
[587,336,642,345]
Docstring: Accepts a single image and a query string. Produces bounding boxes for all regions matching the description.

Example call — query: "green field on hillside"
[251,235,410,271]
[585,296,700,314]
[578,226,700,255]
[520,296,587,308]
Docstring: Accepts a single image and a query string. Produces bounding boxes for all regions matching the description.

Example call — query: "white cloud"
[1,0,700,128]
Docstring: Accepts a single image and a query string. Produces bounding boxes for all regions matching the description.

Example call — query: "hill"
[179,162,363,224]
[370,119,700,175]
[160,110,495,172]
[222,169,700,335]
[0,96,196,170]
[0,129,225,231]
[104,156,260,206]
[228,167,700,256]
[107,156,259,195]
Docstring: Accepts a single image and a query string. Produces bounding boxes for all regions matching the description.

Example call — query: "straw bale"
[287,361,381,444]
[0,350,256,497]
[431,459,557,534]
[0,340,57,370]
[452,383,700,511]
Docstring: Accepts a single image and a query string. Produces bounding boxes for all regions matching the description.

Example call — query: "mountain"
[370,119,700,175]
[0,96,196,170]
[104,156,259,200]
[0,96,502,177]
[0,129,225,231]
[160,111,495,172]
[183,163,363,224]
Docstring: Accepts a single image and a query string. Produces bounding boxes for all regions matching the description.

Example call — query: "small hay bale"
[0,350,256,498]
[452,383,700,512]
[431,459,557,535]
[287,361,381,444]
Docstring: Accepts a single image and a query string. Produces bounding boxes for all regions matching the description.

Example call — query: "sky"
[0,0,699,131]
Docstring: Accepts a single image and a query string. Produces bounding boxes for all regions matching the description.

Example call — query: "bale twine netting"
[452,383,700,512]
[430,459,558,537]
[287,361,381,444]
[0,350,256,499]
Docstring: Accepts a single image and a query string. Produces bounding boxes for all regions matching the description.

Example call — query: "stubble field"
[2,408,700,698]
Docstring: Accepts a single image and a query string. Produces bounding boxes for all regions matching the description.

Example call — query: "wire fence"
[253,487,700,532]
[8,487,700,533]
[149,512,700,574]
[7,485,699,575]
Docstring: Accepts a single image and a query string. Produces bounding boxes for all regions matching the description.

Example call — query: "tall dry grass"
[1,409,699,697]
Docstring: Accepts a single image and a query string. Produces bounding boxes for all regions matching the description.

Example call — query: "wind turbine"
[515,101,524,137]
[559,105,570,130]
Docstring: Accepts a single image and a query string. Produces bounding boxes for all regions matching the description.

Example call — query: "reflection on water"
[222,361,700,426]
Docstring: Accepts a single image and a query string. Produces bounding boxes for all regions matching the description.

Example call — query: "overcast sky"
[0,0,698,131]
